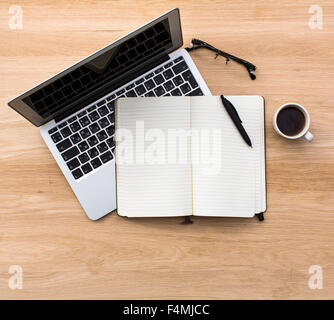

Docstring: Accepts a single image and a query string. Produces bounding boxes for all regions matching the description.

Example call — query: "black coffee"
[277,106,305,136]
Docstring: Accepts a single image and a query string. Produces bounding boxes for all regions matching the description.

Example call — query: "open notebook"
[115,96,266,218]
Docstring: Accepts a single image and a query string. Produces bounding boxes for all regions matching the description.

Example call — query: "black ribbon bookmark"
[181,216,194,224]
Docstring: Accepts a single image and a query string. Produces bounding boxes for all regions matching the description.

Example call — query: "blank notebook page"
[115,97,192,217]
[191,96,264,217]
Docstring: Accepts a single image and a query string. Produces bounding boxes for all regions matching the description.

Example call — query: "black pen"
[220,95,252,147]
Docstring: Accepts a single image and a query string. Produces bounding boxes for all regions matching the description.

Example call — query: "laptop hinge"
[54,54,170,123]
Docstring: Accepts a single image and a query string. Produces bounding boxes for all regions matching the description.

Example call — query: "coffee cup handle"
[303,131,314,142]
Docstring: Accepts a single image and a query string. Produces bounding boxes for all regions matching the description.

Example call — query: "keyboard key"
[96,100,105,108]
[89,111,100,122]
[173,56,184,63]
[51,132,62,143]
[106,125,114,136]
[145,72,154,80]
[78,153,90,164]
[126,83,135,90]
[181,70,194,82]
[144,79,155,91]
[98,117,110,129]
[70,133,81,144]
[78,141,89,152]
[106,94,116,101]
[91,158,102,169]
[97,100,106,107]
[154,86,165,96]
[67,158,80,171]
[163,69,174,80]
[98,106,109,117]
[180,83,191,94]
[170,88,182,96]
[107,113,115,123]
[172,61,188,74]
[62,146,79,161]
[154,67,164,74]
[106,137,115,148]
[56,138,72,152]
[126,90,137,97]
[100,151,113,163]
[97,142,108,153]
[58,122,67,129]
[60,127,72,138]
[87,105,96,112]
[88,147,99,159]
[70,121,81,133]
[89,122,100,134]
[172,75,184,86]
[164,62,173,69]
[48,127,57,134]
[187,88,204,96]
[81,163,93,174]
[135,78,144,85]
[79,116,90,127]
[107,102,114,112]
[80,128,91,139]
[145,91,155,97]
[189,79,199,89]
[72,168,83,180]
[96,130,108,141]
[135,84,146,96]
[116,89,125,96]
[77,110,87,117]
[163,80,175,92]
[153,74,164,85]
[68,116,77,123]
[87,135,98,147]
[182,70,199,89]
[164,93,171,96]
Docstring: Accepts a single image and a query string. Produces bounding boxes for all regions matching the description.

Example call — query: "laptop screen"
[8,9,182,126]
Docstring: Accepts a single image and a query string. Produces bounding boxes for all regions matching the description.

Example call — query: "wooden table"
[1,0,334,299]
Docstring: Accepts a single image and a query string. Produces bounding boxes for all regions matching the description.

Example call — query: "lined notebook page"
[228,96,266,214]
[115,97,192,217]
[247,96,266,213]
[191,96,264,217]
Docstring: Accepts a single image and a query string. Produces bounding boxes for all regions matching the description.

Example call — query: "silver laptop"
[8,8,211,220]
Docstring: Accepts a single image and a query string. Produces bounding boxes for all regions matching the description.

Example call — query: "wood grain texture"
[1,0,334,299]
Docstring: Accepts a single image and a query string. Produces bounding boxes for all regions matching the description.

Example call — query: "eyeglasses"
[185,38,257,80]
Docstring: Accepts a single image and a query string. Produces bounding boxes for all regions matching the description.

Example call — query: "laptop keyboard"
[48,56,203,180]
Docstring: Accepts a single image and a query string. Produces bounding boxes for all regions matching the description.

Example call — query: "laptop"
[8,8,211,220]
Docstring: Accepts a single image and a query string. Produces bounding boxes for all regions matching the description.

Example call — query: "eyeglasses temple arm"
[185,38,257,80]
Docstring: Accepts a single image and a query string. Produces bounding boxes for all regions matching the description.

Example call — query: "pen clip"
[221,95,242,123]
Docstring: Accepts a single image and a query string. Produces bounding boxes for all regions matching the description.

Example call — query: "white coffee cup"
[273,103,313,142]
